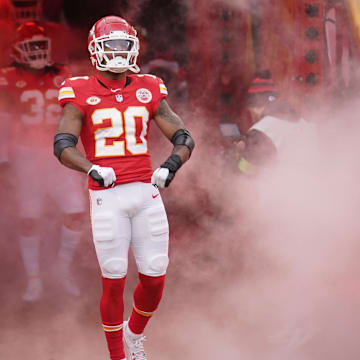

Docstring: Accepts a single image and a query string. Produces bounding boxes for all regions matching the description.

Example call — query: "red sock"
[128,273,165,334]
[100,277,126,360]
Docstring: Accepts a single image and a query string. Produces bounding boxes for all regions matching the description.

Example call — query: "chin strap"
[129,64,140,73]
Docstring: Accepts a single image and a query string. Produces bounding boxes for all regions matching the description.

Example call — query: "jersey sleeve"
[58,78,86,115]
[143,75,168,113]
[155,76,168,110]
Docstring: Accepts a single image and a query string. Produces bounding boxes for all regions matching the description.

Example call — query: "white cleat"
[123,321,147,360]
[23,277,43,302]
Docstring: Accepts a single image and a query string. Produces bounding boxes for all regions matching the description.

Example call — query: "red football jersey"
[58,73,168,189]
[0,64,70,148]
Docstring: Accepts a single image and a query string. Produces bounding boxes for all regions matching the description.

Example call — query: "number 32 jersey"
[58,74,168,189]
[0,65,70,149]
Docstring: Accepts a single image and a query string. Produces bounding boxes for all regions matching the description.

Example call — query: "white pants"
[89,182,169,278]
[13,146,86,218]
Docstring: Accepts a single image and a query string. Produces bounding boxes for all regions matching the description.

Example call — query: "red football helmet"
[88,16,140,74]
[10,0,42,24]
[12,21,51,69]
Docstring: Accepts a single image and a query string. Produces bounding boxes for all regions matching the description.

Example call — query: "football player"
[0,0,69,67]
[237,71,304,174]
[0,21,86,302]
[54,16,194,360]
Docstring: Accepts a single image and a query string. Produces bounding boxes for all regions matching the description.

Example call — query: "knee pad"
[101,257,128,279]
[92,212,129,278]
[141,254,169,277]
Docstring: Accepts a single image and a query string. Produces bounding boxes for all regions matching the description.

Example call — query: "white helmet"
[13,21,51,69]
[88,15,140,74]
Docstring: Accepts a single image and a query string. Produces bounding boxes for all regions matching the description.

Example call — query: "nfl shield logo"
[115,94,123,102]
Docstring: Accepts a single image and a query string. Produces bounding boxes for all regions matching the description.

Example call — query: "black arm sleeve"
[171,129,195,155]
[53,133,78,161]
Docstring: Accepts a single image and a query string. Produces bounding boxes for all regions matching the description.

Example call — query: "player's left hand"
[151,167,173,188]
[151,154,182,188]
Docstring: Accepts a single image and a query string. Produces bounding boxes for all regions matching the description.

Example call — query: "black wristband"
[159,154,182,187]
[160,154,182,173]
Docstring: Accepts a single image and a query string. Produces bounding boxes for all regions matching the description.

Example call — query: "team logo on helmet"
[136,88,152,103]
[86,96,101,105]
[16,80,27,88]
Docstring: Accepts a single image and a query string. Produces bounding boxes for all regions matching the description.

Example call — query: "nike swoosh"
[110,88,122,92]
[152,193,160,199]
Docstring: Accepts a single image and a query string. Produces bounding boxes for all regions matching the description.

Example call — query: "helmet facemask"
[14,35,51,69]
[89,30,140,73]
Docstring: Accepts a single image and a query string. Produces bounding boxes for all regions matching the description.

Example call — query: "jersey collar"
[96,74,130,92]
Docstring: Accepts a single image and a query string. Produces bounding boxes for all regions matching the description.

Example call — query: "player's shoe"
[23,277,43,302]
[123,321,147,360]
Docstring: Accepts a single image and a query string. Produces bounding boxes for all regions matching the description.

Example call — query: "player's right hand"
[87,164,116,187]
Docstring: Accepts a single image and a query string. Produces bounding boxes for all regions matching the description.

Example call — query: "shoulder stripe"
[159,83,168,95]
[58,86,75,100]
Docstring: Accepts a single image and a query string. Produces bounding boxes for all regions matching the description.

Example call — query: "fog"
[1,1,360,359]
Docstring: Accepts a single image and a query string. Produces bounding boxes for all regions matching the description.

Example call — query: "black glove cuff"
[89,170,104,187]
[160,154,182,173]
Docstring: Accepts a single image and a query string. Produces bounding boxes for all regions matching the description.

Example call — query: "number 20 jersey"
[58,74,168,190]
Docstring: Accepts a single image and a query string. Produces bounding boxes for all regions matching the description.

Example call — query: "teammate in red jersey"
[0,21,86,302]
[54,15,194,360]
[0,0,70,67]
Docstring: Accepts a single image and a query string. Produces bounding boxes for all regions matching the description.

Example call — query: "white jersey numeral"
[20,89,61,124]
[91,106,149,157]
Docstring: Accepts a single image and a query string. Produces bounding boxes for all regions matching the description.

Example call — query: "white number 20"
[92,106,149,157]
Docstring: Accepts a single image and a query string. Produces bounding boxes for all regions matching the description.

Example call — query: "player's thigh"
[89,187,131,279]
[131,183,169,276]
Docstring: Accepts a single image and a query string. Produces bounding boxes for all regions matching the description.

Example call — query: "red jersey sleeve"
[58,78,87,115]
[154,76,168,111]
[139,74,168,113]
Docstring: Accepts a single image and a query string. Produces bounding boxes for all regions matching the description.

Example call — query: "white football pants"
[89,182,169,279]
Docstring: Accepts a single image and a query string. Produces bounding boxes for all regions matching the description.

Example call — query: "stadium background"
[1,0,360,359]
